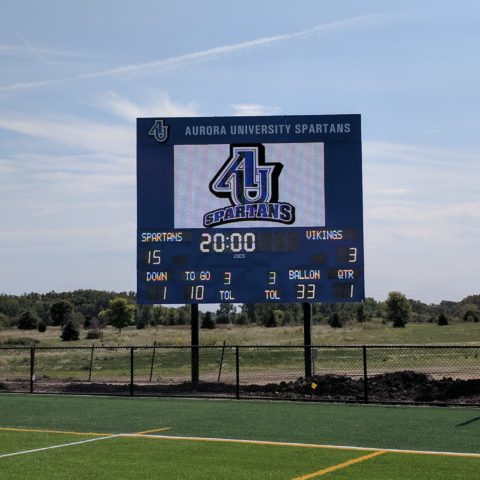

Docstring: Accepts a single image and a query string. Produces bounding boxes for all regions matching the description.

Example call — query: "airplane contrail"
[0,11,409,93]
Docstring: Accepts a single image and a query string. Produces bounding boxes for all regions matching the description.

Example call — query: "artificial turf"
[0,394,479,453]
[1,394,479,479]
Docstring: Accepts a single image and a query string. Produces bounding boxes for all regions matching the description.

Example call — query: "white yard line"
[122,433,480,459]
[0,434,121,459]
[2,429,479,461]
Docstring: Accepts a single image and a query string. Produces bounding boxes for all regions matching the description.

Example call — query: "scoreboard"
[137,114,364,304]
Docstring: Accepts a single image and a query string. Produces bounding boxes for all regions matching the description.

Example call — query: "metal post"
[217,341,226,383]
[191,304,199,386]
[130,347,134,396]
[149,342,156,382]
[235,346,240,399]
[88,345,94,382]
[303,303,312,378]
[30,347,35,394]
[363,345,369,403]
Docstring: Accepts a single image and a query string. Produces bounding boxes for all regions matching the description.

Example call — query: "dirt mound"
[250,371,480,404]
[1,371,480,405]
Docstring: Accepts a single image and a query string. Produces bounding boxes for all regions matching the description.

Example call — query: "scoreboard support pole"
[303,303,313,378]
[191,303,199,386]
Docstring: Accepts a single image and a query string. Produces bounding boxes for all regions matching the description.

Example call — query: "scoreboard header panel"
[137,114,364,304]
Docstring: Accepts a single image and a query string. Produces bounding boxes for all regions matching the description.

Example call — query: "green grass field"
[2,320,480,347]
[0,394,479,479]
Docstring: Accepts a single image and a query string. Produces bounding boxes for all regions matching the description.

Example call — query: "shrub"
[201,312,216,329]
[265,311,277,328]
[60,318,80,341]
[215,313,230,324]
[437,313,449,326]
[0,313,11,329]
[166,309,178,326]
[85,329,102,340]
[356,304,369,323]
[137,305,153,327]
[37,320,47,332]
[85,317,102,331]
[235,313,248,325]
[386,291,412,328]
[100,298,134,333]
[464,310,480,323]
[282,311,293,326]
[329,313,343,328]
[50,300,74,326]
[17,310,39,330]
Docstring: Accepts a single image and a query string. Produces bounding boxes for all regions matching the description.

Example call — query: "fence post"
[149,342,156,382]
[191,304,199,387]
[235,346,240,399]
[130,347,134,396]
[363,345,368,403]
[30,347,35,394]
[217,341,226,383]
[88,345,95,382]
[303,303,312,378]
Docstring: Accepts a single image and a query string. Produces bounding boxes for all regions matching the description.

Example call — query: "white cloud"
[0,151,135,215]
[0,115,133,157]
[368,187,410,196]
[362,140,480,301]
[364,141,479,166]
[0,93,201,158]
[101,92,199,121]
[231,104,281,116]
[0,94,199,221]
[0,222,134,244]
[364,141,480,207]
[0,43,86,59]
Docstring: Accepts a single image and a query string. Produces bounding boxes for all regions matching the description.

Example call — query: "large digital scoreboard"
[137,114,364,304]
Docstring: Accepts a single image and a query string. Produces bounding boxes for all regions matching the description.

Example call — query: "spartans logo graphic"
[203,144,295,227]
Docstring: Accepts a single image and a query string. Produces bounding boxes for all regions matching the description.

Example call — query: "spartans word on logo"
[203,144,295,228]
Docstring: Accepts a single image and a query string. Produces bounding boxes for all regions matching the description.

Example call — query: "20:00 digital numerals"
[199,232,256,253]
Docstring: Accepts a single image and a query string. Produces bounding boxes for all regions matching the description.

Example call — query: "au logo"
[148,119,169,143]
[203,144,295,227]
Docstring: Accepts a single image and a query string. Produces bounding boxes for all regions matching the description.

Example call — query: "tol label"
[264,289,281,300]
[220,290,236,301]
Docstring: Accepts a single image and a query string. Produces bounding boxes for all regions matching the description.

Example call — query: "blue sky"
[1,0,479,304]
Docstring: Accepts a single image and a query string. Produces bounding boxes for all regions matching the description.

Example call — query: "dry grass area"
[1,320,480,346]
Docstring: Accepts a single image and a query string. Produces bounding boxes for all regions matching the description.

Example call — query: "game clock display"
[137,114,364,304]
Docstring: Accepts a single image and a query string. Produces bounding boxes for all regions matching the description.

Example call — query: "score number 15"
[143,250,161,265]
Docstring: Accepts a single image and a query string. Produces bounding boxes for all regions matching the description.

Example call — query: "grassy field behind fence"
[0,347,480,382]
[0,394,479,479]
[1,345,479,387]
[2,320,480,347]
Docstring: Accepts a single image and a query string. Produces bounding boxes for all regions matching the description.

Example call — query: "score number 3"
[296,284,316,300]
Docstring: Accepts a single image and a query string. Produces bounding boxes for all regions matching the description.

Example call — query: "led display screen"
[137,114,364,304]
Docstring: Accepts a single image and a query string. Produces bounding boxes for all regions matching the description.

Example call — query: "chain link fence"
[1,345,479,405]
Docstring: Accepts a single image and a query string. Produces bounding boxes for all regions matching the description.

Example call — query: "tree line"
[0,290,479,340]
